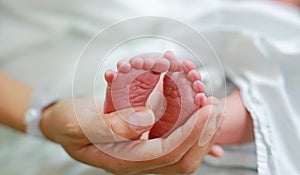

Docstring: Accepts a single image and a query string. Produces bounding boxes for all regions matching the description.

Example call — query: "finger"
[115,105,219,171]
[138,131,221,175]
[104,107,155,140]
[84,107,155,143]
[71,105,217,175]
[136,104,222,174]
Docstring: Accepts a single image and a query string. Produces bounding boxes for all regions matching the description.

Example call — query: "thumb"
[103,107,155,141]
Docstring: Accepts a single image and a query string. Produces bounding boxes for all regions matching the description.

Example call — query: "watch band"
[24,88,57,138]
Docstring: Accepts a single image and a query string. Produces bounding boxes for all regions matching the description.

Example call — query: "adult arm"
[0,72,32,132]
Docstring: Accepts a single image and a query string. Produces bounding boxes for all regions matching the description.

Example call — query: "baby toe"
[182,60,196,73]
[193,80,205,93]
[117,60,131,73]
[104,69,116,83]
[152,58,170,73]
[143,56,155,70]
[195,93,207,108]
[187,70,201,81]
[130,56,144,69]
[163,51,181,72]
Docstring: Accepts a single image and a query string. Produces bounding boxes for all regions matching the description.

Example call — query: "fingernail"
[129,109,155,132]
[198,106,223,147]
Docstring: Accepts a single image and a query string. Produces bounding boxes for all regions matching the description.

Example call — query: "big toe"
[163,50,182,72]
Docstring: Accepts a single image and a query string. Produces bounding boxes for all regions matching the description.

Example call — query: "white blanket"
[1,0,299,174]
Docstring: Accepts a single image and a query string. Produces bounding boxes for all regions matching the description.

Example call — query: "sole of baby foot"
[103,53,170,114]
[149,51,207,139]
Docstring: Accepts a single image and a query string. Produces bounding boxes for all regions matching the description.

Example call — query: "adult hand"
[40,98,154,144]
[40,98,222,175]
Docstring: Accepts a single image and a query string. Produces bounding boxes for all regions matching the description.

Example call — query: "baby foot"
[149,51,207,138]
[103,53,170,114]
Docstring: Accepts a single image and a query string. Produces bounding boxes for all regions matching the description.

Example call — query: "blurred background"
[0,0,299,175]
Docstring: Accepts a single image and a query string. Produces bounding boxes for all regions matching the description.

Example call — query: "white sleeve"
[221,31,300,175]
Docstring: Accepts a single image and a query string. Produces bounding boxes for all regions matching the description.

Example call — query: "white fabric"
[1,0,300,174]
[24,88,59,138]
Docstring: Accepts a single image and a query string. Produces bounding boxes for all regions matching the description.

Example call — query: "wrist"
[40,101,58,141]
[24,88,59,139]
